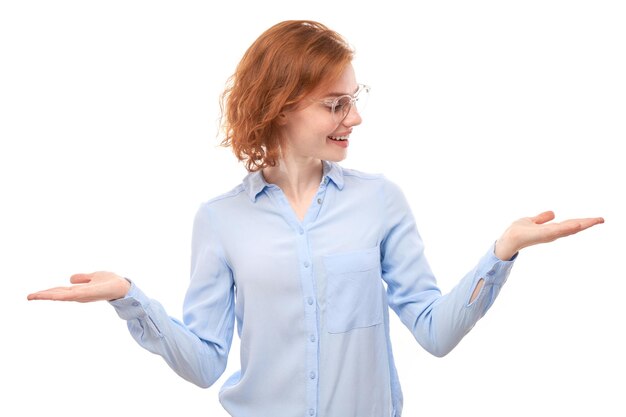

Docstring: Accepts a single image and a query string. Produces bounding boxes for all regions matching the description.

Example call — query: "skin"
[263,64,362,221]
[27,63,604,304]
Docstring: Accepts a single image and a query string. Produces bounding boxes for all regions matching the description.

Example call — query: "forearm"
[110,283,230,388]
[399,246,515,357]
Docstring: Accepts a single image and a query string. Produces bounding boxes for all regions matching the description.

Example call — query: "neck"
[262,157,323,202]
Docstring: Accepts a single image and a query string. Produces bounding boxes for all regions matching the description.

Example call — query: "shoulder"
[194,182,248,219]
[338,165,402,194]
[204,183,247,206]
[340,165,384,182]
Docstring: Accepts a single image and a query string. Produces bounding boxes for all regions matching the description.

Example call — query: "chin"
[323,149,348,163]
[325,154,347,163]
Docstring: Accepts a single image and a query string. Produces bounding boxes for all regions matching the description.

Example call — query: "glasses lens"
[333,96,353,123]
[354,85,370,114]
[328,85,371,124]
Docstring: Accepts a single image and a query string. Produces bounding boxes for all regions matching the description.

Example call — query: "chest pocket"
[323,246,384,334]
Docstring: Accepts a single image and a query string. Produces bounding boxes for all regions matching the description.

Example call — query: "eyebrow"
[324,85,360,97]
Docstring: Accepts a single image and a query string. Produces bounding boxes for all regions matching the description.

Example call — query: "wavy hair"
[220,20,354,172]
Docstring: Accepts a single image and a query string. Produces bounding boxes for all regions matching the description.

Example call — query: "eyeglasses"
[315,84,371,124]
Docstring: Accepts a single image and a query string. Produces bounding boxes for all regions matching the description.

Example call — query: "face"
[279,63,363,163]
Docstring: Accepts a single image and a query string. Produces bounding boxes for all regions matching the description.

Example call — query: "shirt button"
[309,371,316,379]
[298,228,304,235]
[487,270,496,276]
[309,335,316,342]
[317,198,322,204]
[132,302,140,307]
[309,408,315,416]
[304,261,310,268]
[307,297,314,305]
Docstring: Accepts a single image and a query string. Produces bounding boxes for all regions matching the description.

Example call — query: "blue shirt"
[110,161,516,417]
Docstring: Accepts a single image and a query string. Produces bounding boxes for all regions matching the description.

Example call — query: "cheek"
[320,119,339,135]
[302,119,335,139]
[285,109,337,138]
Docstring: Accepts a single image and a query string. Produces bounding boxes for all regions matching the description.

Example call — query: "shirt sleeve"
[109,202,235,387]
[380,179,516,357]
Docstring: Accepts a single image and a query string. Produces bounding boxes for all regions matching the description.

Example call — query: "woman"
[27,20,604,417]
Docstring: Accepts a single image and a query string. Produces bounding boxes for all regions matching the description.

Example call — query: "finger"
[587,217,605,226]
[545,217,604,241]
[560,217,605,234]
[28,283,100,302]
[531,211,555,225]
[27,286,77,301]
[70,273,93,284]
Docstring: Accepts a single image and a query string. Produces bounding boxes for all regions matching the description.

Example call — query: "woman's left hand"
[494,211,604,261]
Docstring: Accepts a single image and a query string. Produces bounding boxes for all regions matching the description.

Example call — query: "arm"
[379,180,603,357]
[27,203,236,388]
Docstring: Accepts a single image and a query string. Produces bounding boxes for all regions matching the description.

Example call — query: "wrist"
[109,276,131,301]
[494,238,518,261]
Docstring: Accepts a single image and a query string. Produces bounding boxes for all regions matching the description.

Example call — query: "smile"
[328,135,349,141]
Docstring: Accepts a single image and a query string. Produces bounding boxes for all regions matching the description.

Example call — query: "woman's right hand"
[27,272,131,303]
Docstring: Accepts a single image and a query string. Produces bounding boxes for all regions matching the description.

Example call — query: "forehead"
[319,64,358,97]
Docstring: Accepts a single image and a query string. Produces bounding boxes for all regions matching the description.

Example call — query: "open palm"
[494,211,604,260]
[27,271,130,303]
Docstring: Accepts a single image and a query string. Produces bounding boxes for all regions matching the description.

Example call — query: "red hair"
[220,20,354,172]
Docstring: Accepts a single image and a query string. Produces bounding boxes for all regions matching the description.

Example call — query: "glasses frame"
[314,83,371,124]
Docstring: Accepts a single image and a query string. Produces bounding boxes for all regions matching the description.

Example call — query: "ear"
[276,112,288,126]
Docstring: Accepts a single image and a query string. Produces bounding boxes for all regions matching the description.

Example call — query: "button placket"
[296,227,319,416]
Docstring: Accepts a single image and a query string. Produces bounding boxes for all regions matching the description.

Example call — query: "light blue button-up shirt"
[110,161,515,417]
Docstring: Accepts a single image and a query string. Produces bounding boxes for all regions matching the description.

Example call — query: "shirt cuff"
[477,242,518,286]
[108,279,152,321]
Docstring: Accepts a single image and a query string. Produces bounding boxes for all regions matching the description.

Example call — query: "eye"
[333,96,352,111]
[321,99,335,111]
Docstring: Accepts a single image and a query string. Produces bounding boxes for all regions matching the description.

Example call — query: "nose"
[341,102,362,127]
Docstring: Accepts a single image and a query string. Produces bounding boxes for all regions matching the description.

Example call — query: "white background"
[1,1,624,416]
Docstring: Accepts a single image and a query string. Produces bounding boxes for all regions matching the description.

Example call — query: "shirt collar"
[242,169,268,202]
[243,161,345,202]
[322,160,345,191]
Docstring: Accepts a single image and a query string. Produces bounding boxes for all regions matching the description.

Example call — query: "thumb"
[531,211,555,225]
[70,273,93,284]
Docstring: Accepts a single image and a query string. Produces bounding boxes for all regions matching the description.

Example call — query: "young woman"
[28,20,604,417]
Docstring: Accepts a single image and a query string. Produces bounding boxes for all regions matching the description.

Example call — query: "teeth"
[329,136,348,141]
